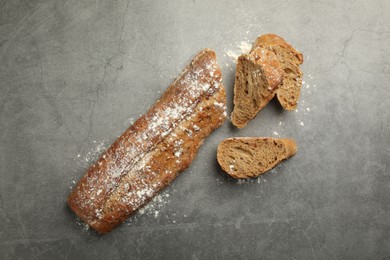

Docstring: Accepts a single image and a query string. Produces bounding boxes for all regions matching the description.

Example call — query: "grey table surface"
[1,0,389,259]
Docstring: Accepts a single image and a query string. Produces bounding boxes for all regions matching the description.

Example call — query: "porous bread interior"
[267,45,302,110]
[231,55,273,128]
[217,138,296,178]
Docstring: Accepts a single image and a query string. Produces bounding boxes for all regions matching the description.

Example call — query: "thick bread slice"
[254,34,303,110]
[217,137,297,178]
[231,47,284,128]
[68,49,226,233]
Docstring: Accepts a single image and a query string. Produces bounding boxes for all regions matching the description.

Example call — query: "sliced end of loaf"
[254,34,303,111]
[217,137,297,178]
[231,48,284,128]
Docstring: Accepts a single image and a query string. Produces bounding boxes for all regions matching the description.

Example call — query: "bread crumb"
[299,121,304,127]
[273,131,279,136]
[306,108,310,112]
[279,121,282,126]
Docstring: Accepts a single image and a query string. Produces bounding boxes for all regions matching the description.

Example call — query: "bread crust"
[68,49,226,233]
[254,34,303,64]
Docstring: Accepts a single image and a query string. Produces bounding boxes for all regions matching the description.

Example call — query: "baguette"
[231,47,284,128]
[254,34,303,110]
[217,137,297,178]
[68,49,226,233]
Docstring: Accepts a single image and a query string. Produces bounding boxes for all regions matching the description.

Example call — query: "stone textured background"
[0,0,389,259]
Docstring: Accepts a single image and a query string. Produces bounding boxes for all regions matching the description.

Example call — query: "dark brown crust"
[68,49,226,233]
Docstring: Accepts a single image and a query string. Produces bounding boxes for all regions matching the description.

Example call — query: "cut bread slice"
[231,47,284,128]
[254,34,303,110]
[217,137,297,178]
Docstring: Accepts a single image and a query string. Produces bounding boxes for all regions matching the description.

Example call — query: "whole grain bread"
[68,49,226,233]
[254,34,303,110]
[217,137,297,178]
[231,47,284,128]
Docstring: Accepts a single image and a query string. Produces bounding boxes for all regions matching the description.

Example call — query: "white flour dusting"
[225,40,252,63]
[75,217,90,231]
[80,141,107,165]
[134,193,171,219]
[128,117,135,125]
[69,140,109,190]
[226,50,239,62]
[296,74,317,125]
[239,41,252,54]
[236,176,267,185]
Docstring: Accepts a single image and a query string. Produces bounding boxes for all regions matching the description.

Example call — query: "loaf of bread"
[68,49,226,233]
[231,47,284,128]
[254,34,303,110]
[217,137,297,178]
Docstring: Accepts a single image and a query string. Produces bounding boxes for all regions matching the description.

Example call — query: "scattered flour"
[75,217,90,232]
[70,140,108,189]
[225,40,252,63]
[136,193,171,218]
[128,117,135,125]
[238,41,252,54]
[81,141,107,165]
[236,176,267,185]
[226,50,239,62]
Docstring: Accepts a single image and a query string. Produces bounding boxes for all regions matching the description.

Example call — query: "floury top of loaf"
[68,49,227,233]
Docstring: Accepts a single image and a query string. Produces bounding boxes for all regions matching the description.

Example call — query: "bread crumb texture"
[217,137,297,178]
